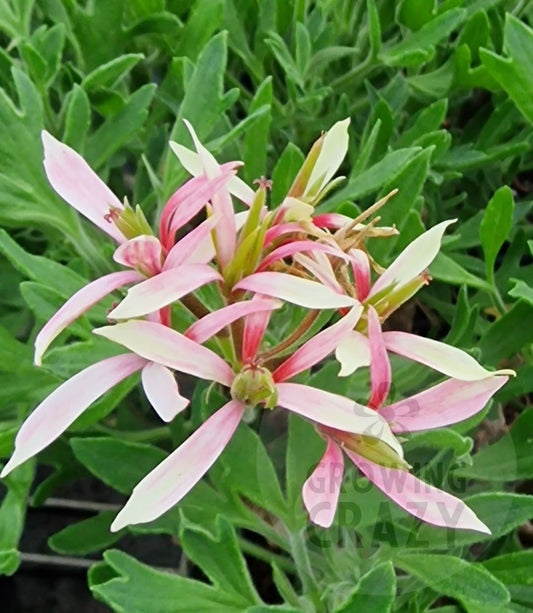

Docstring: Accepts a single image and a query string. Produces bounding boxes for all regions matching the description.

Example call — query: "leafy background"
[1,0,533,611]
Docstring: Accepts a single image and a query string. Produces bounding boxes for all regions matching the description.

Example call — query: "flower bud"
[230,365,278,409]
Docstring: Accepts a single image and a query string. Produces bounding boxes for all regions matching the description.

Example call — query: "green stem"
[287,528,316,595]
[93,424,171,443]
[238,537,296,574]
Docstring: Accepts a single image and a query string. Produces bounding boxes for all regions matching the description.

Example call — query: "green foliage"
[1,0,533,610]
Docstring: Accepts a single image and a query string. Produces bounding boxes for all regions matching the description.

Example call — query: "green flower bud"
[230,365,278,409]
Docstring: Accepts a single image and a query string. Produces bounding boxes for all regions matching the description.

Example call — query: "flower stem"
[287,528,316,595]
[238,537,296,574]
[260,311,319,362]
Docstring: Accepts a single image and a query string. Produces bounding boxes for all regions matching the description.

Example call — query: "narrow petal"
[113,236,162,276]
[306,119,350,196]
[303,439,344,528]
[294,252,344,294]
[110,400,245,530]
[42,131,125,243]
[141,363,189,422]
[159,170,237,250]
[169,141,254,205]
[162,215,219,270]
[369,220,456,298]
[241,296,275,363]
[1,355,146,477]
[186,298,281,344]
[34,270,143,366]
[350,249,370,301]
[234,272,358,309]
[345,452,490,533]
[380,377,508,433]
[276,382,403,458]
[263,222,304,248]
[94,321,234,386]
[108,264,221,320]
[312,213,352,230]
[273,305,362,382]
[183,120,236,268]
[258,240,348,272]
[367,307,391,409]
[335,331,371,376]
[383,332,515,381]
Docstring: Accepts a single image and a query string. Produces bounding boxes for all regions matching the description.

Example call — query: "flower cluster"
[1,120,512,534]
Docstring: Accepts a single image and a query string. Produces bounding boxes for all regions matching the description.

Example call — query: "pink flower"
[84,304,404,531]
[35,132,237,364]
[302,306,508,531]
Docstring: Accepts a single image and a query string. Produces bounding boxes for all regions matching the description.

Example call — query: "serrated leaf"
[179,516,260,606]
[90,549,246,613]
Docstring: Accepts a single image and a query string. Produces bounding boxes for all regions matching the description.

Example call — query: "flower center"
[230,364,278,409]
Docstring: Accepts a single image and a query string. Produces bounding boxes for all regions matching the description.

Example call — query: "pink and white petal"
[294,253,344,294]
[141,362,189,422]
[367,306,391,409]
[383,332,515,380]
[345,451,490,533]
[235,272,356,309]
[113,236,163,276]
[94,320,234,386]
[263,223,304,248]
[303,439,344,528]
[276,382,403,458]
[169,141,254,205]
[34,270,143,366]
[110,400,245,531]
[306,119,350,195]
[380,376,508,433]
[42,131,125,243]
[369,220,456,298]
[1,354,146,477]
[108,264,221,320]
[312,213,353,230]
[350,249,371,301]
[183,120,236,268]
[335,331,371,377]
[258,240,347,272]
[186,298,281,344]
[241,296,275,363]
[162,215,219,270]
[273,305,362,383]
[160,170,237,249]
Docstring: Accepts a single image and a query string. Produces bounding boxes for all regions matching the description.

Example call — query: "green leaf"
[85,83,156,169]
[0,229,87,298]
[480,15,533,124]
[90,549,247,613]
[271,142,305,207]
[397,0,436,31]
[367,0,381,57]
[0,462,34,575]
[70,437,166,494]
[396,99,448,147]
[482,551,533,607]
[82,53,145,92]
[479,301,533,364]
[430,252,493,291]
[404,429,472,457]
[174,0,224,60]
[394,553,509,611]
[416,493,533,549]
[380,9,467,67]
[48,511,121,555]
[179,516,260,607]
[63,84,90,151]
[335,562,395,612]
[217,422,287,518]
[480,186,514,283]
[456,408,533,481]
[509,279,533,305]
[243,78,273,183]
[320,148,421,211]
